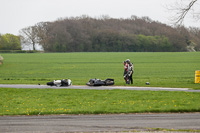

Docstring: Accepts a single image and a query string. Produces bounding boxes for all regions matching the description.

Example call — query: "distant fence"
[0,50,42,53]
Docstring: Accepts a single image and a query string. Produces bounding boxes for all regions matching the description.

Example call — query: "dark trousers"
[130,74,133,84]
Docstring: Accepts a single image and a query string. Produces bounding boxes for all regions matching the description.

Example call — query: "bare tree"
[169,0,199,25]
[19,26,38,50]
[35,22,50,50]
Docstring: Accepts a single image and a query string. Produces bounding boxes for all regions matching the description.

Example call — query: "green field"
[0,52,200,115]
[0,52,200,89]
[1,88,200,115]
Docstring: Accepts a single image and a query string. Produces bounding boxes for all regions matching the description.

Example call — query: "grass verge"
[1,88,200,115]
[147,128,200,132]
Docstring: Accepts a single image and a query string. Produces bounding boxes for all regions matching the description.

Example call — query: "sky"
[1,0,200,35]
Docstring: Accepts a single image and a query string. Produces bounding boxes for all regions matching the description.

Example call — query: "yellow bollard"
[195,70,200,83]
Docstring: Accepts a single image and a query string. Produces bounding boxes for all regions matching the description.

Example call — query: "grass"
[148,128,200,132]
[1,52,199,116]
[0,52,200,89]
[0,88,200,115]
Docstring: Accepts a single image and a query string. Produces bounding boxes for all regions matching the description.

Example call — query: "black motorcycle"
[86,78,114,86]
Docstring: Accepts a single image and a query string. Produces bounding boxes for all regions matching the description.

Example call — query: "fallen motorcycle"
[86,78,114,86]
[47,79,72,87]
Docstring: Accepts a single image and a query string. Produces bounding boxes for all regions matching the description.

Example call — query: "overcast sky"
[1,0,200,35]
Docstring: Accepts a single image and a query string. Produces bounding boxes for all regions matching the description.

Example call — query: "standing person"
[123,61,128,76]
[126,59,134,84]
[123,61,129,84]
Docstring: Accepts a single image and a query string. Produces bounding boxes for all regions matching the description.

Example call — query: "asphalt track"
[0,84,200,92]
[1,84,200,132]
[0,113,200,132]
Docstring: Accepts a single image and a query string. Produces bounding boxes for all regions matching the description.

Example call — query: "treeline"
[0,34,21,50]
[20,15,200,52]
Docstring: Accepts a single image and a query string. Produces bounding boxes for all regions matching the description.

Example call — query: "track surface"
[0,113,200,132]
[0,84,200,92]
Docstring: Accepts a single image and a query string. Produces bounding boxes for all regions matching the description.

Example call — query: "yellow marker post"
[195,70,200,83]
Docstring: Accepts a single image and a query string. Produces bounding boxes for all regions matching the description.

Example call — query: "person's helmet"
[126,59,130,63]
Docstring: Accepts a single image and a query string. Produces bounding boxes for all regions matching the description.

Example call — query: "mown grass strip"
[1,88,200,115]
